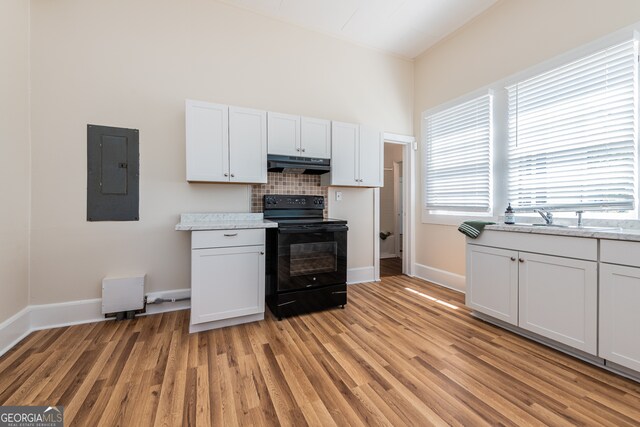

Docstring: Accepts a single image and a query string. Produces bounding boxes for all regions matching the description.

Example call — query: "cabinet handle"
[260,251,264,255]
[519,258,524,263]
[224,173,229,177]
[302,148,306,152]
[296,148,300,151]
[223,233,238,237]
[510,257,516,261]
[230,173,235,178]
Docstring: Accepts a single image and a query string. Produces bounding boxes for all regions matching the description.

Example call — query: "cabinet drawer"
[600,240,640,268]
[192,229,265,249]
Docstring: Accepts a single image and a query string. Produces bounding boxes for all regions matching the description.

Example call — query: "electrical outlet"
[335,191,343,201]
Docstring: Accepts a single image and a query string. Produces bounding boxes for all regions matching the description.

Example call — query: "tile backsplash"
[252,172,328,214]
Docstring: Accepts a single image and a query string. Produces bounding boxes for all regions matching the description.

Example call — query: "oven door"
[276,225,347,292]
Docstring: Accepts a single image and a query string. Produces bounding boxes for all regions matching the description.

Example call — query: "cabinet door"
[185,100,229,182]
[268,112,300,156]
[518,252,597,354]
[466,245,519,325]
[600,263,640,371]
[229,106,267,183]
[329,121,359,186]
[301,117,331,159]
[191,245,265,324]
[359,125,383,187]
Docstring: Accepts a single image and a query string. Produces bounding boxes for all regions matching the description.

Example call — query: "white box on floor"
[101,275,145,314]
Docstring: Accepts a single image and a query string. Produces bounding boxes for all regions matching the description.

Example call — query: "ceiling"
[218,0,497,59]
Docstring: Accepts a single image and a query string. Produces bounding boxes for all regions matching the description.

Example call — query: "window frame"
[421,26,640,225]
[506,39,638,214]
[421,89,496,226]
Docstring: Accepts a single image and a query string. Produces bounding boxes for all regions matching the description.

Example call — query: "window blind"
[507,39,638,211]
[424,94,492,212]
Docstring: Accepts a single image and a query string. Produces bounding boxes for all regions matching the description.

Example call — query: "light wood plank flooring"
[1,276,640,426]
[380,257,403,277]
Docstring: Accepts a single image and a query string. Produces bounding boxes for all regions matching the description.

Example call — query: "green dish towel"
[458,221,495,239]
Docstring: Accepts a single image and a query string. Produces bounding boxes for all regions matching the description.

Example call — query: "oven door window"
[290,242,337,276]
[276,229,347,292]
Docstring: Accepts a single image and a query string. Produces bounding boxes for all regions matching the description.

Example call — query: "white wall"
[27,0,414,304]
[0,1,30,323]
[414,0,640,282]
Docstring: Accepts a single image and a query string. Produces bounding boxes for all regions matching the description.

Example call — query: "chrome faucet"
[576,210,584,227]
[535,208,553,225]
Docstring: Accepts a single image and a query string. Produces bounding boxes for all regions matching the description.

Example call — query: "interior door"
[229,106,267,183]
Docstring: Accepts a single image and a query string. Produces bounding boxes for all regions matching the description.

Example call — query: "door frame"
[393,161,402,257]
[374,132,416,280]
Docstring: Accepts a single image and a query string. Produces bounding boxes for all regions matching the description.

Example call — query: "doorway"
[374,133,415,280]
[380,144,403,276]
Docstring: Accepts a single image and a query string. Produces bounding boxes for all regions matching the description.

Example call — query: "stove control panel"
[263,195,324,209]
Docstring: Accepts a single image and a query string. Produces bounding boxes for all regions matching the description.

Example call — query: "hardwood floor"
[380,257,402,277]
[2,276,640,426]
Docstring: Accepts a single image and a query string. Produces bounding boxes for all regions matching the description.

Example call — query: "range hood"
[267,154,330,175]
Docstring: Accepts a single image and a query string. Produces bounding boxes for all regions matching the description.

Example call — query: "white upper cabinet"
[229,106,267,183]
[359,125,383,187]
[186,100,229,182]
[267,112,300,156]
[323,121,359,186]
[301,117,331,159]
[267,113,331,159]
[322,121,382,187]
[185,100,267,184]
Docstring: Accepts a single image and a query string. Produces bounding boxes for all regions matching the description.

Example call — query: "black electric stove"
[264,195,348,320]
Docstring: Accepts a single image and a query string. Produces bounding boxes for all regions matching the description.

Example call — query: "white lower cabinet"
[466,232,598,357]
[599,263,640,371]
[466,245,518,325]
[190,230,265,331]
[518,252,597,354]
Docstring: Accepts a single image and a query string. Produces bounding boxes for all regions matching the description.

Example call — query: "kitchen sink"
[525,223,621,231]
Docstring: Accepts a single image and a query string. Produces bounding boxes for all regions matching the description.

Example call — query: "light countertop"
[175,213,277,231]
[485,223,640,242]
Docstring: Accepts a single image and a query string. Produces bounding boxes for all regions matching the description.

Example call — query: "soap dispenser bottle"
[504,203,515,224]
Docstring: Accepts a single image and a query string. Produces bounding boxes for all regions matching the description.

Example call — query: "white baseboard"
[380,253,398,259]
[414,263,466,293]
[0,308,31,358]
[30,299,105,331]
[347,266,375,284]
[0,288,192,358]
[146,289,191,315]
